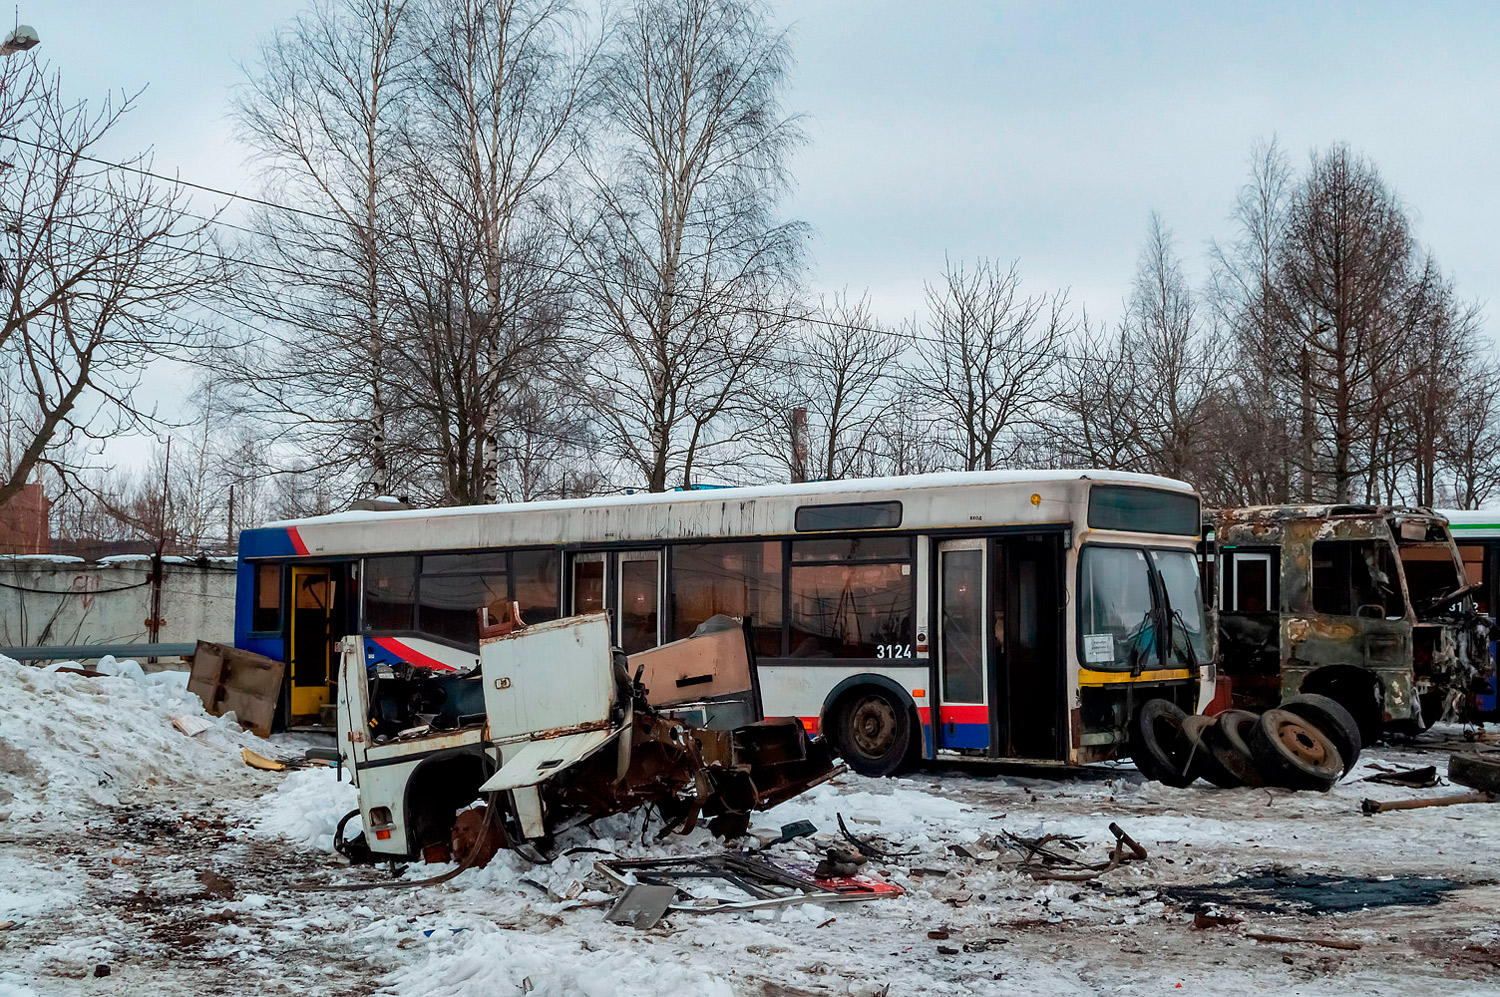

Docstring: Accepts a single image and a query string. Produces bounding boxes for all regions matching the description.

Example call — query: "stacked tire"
[1129,694,1361,792]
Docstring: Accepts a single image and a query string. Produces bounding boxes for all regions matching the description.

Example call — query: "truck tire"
[1129,699,1196,787]
[1202,710,1265,788]
[1448,752,1500,794]
[1279,694,1362,775]
[1249,708,1342,791]
[833,687,913,777]
[1182,715,1245,788]
[1302,670,1383,745]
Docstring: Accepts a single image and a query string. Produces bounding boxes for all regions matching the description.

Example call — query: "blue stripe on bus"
[940,723,990,750]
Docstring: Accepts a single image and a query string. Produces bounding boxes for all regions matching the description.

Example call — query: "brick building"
[0,482,50,555]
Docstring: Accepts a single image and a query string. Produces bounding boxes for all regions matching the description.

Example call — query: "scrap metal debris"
[1360,791,1495,814]
[336,615,840,866]
[594,846,904,919]
[605,884,677,930]
[999,823,1149,881]
[1360,764,1440,787]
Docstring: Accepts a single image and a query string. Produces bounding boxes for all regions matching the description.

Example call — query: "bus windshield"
[1077,547,1159,671]
[1077,545,1206,671]
[1151,548,1208,666]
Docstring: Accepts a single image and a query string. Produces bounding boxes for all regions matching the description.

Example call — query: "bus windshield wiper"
[1171,609,1199,668]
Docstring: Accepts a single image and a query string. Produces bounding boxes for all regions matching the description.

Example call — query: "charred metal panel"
[1212,505,1493,730]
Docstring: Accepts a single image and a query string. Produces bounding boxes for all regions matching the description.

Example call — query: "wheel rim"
[848,694,898,757]
[1276,719,1330,767]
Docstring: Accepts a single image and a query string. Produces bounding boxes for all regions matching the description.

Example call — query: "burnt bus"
[1207,505,1492,738]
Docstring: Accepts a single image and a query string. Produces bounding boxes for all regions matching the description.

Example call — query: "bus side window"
[513,550,561,625]
[670,541,783,656]
[253,562,282,632]
[787,538,912,659]
[365,556,418,630]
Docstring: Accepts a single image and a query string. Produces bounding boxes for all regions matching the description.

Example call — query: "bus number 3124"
[875,644,912,659]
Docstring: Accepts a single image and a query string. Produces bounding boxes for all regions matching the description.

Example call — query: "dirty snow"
[2,657,1500,995]
[0,654,280,819]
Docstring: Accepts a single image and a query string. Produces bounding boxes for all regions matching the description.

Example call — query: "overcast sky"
[25,0,1500,459]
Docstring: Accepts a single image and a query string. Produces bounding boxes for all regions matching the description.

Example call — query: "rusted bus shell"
[1209,504,1492,730]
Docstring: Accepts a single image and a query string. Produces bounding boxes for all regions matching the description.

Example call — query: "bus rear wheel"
[834,688,912,777]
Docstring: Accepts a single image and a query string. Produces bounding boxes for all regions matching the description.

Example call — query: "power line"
[0,130,1239,376]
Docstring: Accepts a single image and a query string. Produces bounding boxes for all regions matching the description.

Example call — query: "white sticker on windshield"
[1083,634,1115,663]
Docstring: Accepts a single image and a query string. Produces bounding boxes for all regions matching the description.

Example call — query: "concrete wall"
[0,554,238,654]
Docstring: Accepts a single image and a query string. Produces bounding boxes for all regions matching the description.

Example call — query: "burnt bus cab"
[1210,505,1491,735]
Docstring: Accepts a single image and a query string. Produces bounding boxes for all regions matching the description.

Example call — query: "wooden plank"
[188,640,286,738]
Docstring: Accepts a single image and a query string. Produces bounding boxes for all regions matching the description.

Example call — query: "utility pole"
[146,439,171,647]
[1299,347,1314,503]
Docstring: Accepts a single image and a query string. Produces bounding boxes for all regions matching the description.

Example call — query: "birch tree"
[570,0,806,491]
[390,0,597,503]
[1118,214,1223,481]
[230,0,415,498]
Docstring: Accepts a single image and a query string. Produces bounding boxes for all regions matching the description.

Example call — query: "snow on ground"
[2,661,1500,995]
[0,655,280,820]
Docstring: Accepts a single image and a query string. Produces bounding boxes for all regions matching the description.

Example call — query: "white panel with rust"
[481,613,614,742]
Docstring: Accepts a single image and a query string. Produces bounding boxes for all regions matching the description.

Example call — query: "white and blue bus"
[233,470,1211,774]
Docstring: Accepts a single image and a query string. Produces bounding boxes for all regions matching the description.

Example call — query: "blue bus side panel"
[235,527,300,657]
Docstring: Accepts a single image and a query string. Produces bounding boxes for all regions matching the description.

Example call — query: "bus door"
[936,536,1064,759]
[616,550,662,654]
[935,539,991,750]
[289,566,336,720]
[999,535,1064,760]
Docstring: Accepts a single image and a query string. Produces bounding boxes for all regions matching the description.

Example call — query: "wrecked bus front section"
[1212,505,1492,736]
[336,614,838,863]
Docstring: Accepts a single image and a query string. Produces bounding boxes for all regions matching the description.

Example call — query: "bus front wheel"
[833,687,913,777]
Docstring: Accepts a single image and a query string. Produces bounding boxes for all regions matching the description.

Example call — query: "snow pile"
[0,654,271,819]
[254,766,360,850]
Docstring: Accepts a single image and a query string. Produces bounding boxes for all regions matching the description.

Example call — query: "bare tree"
[922,258,1066,471]
[1207,137,1298,504]
[1119,214,1224,480]
[756,292,902,482]
[862,382,952,478]
[1053,316,1147,471]
[492,375,606,500]
[230,0,415,499]
[569,0,806,491]
[1272,145,1420,503]
[390,0,597,503]
[0,59,224,512]
[1440,359,1500,509]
